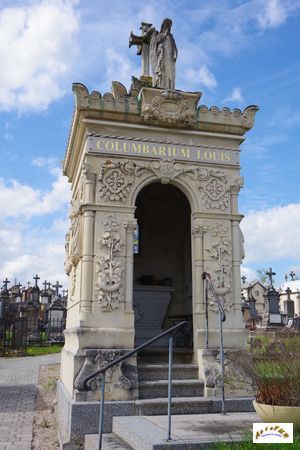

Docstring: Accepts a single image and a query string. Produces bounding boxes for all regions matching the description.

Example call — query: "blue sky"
[0,0,299,290]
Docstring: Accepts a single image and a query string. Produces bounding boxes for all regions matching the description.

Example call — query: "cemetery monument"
[58,18,258,447]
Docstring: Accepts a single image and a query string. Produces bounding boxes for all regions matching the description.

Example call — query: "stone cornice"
[63,82,258,180]
[70,82,258,134]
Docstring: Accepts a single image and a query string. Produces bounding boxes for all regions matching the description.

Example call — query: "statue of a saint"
[150,18,177,89]
[129,18,178,90]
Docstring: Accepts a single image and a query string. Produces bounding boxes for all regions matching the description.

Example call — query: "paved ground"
[0,353,61,450]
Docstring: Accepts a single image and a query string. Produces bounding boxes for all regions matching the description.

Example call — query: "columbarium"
[58,18,258,447]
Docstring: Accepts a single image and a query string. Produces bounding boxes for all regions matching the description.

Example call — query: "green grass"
[213,432,300,449]
[26,345,62,356]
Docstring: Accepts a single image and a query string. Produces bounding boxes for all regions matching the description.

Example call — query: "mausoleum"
[57,18,258,447]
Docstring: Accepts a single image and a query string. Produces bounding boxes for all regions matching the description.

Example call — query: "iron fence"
[0,317,65,356]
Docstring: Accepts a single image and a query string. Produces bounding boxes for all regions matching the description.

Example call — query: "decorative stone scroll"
[141,88,201,126]
[95,215,124,310]
[74,349,138,396]
[205,223,232,311]
[65,198,82,275]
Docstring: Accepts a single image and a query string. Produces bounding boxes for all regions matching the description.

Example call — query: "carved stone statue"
[150,18,178,89]
[129,18,178,90]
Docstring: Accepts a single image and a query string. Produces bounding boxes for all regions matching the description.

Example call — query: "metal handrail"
[202,271,226,415]
[82,320,188,449]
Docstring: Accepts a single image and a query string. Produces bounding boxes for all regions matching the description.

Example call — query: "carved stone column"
[192,219,205,315]
[230,180,243,311]
[124,218,137,314]
[80,209,95,313]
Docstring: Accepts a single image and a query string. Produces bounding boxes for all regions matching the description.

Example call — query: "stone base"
[57,380,136,449]
[57,379,254,449]
[197,348,254,398]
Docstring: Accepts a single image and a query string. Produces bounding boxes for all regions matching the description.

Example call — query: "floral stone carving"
[183,167,229,210]
[205,223,232,311]
[95,215,124,310]
[98,160,147,202]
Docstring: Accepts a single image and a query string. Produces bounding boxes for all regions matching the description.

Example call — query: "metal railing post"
[204,277,208,349]
[167,335,173,441]
[219,311,225,415]
[203,272,226,415]
[98,371,106,450]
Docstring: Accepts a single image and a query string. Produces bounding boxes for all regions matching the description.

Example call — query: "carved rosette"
[183,168,229,210]
[141,90,197,126]
[205,223,232,311]
[95,215,124,310]
[98,160,147,203]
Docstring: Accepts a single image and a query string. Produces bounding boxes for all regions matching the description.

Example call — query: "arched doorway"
[133,182,192,347]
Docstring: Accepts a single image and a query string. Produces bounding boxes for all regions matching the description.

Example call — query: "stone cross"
[241,275,246,285]
[33,274,40,287]
[285,274,288,282]
[2,278,10,292]
[53,281,62,296]
[129,22,154,77]
[290,271,296,281]
[285,287,292,299]
[43,280,48,291]
[27,281,31,288]
[266,267,276,287]
[47,282,52,290]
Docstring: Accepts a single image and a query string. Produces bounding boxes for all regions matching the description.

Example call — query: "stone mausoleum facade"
[57,18,258,447]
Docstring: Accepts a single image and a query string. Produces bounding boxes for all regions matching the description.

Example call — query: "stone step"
[138,363,199,381]
[85,432,133,450]
[138,348,193,364]
[135,396,254,416]
[109,412,259,450]
[139,379,204,399]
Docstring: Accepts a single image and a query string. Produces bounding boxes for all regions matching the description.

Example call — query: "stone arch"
[133,181,193,347]
[130,171,199,212]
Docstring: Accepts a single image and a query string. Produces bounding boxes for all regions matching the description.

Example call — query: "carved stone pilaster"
[95,215,125,311]
[65,198,82,276]
[205,223,232,312]
[124,218,137,313]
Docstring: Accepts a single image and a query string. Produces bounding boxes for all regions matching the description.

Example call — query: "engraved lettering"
[132,143,141,153]
[180,148,190,158]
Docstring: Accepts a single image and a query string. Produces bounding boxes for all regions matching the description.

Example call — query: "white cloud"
[185,65,217,90]
[32,156,58,168]
[0,0,79,112]
[241,266,257,283]
[106,48,139,89]
[241,203,300,264]
[0,168,70,218]
[223,87,244,104]
[257,0,288,30]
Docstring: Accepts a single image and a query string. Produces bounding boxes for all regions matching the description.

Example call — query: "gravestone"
[57,18,258,447]
[261,268,283,327]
